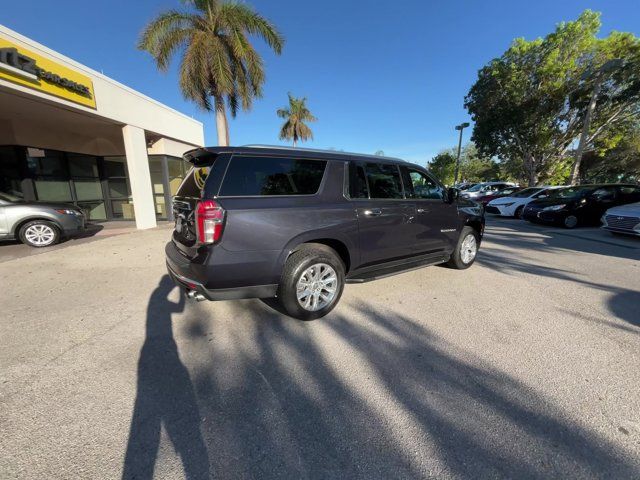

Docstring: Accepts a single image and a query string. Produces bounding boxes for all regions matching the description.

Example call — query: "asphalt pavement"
[1,217,639,479]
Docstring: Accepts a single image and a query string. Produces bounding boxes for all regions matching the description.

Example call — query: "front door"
[350,162,416,266]
[401,167,459,254]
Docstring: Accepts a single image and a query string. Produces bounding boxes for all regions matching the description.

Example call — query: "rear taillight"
[195,199,225,244]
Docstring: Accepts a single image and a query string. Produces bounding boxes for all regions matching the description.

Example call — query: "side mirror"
[447,187,459,203]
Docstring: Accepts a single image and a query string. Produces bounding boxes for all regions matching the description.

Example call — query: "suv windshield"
[512,188,542,198]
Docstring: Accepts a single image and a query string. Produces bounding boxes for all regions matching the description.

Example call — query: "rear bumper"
[165,241,278,301]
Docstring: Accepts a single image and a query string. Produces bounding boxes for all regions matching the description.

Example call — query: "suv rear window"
[220,156,327,196]
[175,166,210,198]
[364,163,403,199]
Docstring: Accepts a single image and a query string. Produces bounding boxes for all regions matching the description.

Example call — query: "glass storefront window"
[0,146,24,198]
[34,178,73,202]
[74,179,103,201]
[68,155,99,177]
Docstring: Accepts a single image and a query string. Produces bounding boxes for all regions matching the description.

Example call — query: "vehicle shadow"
[122,276,210,480]
[125,297,639,479]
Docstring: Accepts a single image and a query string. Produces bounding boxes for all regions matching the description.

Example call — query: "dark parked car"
[166,146,485,320]
[522,184,640,229]
[0,192,86,247]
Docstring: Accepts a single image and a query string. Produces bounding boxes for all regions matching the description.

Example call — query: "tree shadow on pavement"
[134,298,640,479]
[122,275,210,480]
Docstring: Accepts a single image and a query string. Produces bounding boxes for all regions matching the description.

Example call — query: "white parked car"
[601,202,640,236]
[486,186,562,219]
[460,181,517,200]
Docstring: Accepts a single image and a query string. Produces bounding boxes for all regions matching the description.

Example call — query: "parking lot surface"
[1,217,639,479]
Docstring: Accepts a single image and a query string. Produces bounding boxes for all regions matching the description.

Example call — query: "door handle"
[363,208,382,217]
[416,208,428,214]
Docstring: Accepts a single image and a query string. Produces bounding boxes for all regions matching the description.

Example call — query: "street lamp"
[453,122,470,186]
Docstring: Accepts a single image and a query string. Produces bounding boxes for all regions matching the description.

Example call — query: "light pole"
[453,122,470,185]
[569,58,623,185]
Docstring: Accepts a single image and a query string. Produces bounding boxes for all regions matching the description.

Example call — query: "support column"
[122,125,157,229]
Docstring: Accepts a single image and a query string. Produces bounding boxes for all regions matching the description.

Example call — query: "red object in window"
[195,200,225,244]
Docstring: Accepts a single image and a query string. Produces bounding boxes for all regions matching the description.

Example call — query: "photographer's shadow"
[122,275,210,480]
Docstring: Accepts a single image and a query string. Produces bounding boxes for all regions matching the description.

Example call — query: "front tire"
[447,226,479,270]
[19,220,60,247]
[563,215,578,229]
[278,244,345,320]
[514,205,524,219]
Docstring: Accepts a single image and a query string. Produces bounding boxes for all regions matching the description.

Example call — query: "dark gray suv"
[166,146,484,320]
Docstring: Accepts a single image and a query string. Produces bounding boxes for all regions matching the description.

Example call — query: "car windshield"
[466,183,485,192]
[512,187,542,198]
[0,192,22,202]
[548,186,593,198]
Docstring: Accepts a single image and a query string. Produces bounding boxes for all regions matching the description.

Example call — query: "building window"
[104,156,134,219]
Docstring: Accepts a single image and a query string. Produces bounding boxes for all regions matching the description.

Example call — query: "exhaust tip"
[186,290,206,302]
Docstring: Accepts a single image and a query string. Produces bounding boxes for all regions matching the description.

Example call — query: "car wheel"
[19,220,60,247]
[446,226,479,270]
[563,215,579,229]
[514,205,524,219]
[278,243,345,320]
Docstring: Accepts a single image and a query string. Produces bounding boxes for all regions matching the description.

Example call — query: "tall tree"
[465,10,640,186]
[428,143,501,185]
[277,93,317,147]
[139,0,284,146]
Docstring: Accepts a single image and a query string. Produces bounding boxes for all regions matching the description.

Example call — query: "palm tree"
[277,93,317,147]
[138,0,284,146]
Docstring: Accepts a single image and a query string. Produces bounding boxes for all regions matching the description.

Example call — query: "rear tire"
[18,220,60,248]
[278,244,345,320]
[446,226,479,270]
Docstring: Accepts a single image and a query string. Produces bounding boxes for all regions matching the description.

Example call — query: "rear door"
[401,166,459,254]
[350,161,416,266]
[587,186,618,222]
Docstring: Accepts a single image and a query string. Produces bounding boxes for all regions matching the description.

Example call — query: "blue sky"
[2,0,638,164]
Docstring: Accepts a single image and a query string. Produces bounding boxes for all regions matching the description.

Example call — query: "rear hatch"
[171,150,223,257]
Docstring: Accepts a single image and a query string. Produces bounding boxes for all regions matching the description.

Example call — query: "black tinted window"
[220,156,326,196]
[176,166,210,198]
[364,163,403,199]
[349,163,369,198]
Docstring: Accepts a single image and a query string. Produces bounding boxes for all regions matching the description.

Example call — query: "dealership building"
[0,25,205,229]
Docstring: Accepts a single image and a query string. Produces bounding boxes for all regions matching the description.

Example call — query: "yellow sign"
[0,38,96,109]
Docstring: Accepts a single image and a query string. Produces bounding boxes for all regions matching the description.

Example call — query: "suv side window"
[403,168,444,200]
[348,163,369,199]
[220,156,327,196]
[364,163,403,199]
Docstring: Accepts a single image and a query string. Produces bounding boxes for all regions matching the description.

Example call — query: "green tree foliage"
[277,93,317,147]
[580,122,640,183]
[138,0,284,146]
[465,10,640,186]
[428,143,502,185]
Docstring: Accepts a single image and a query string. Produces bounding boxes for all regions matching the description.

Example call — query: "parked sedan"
[460,181,517,200]
[601,202,640,236]
[474,186,521,206]
[486,186,562,218]
[522,184,640,229]
[0,192,86,247]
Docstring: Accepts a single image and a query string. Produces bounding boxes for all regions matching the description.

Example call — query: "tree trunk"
[524,152,538,186]
[214,97,229,147]
[569,73,604,185]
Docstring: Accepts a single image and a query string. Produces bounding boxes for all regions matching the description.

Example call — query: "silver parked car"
[601,202,640,237]
[0,192,86,247]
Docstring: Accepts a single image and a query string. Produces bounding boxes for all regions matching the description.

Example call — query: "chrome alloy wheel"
[460,234,477,264]
[24,224,56,246]
[296,263,338,311]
